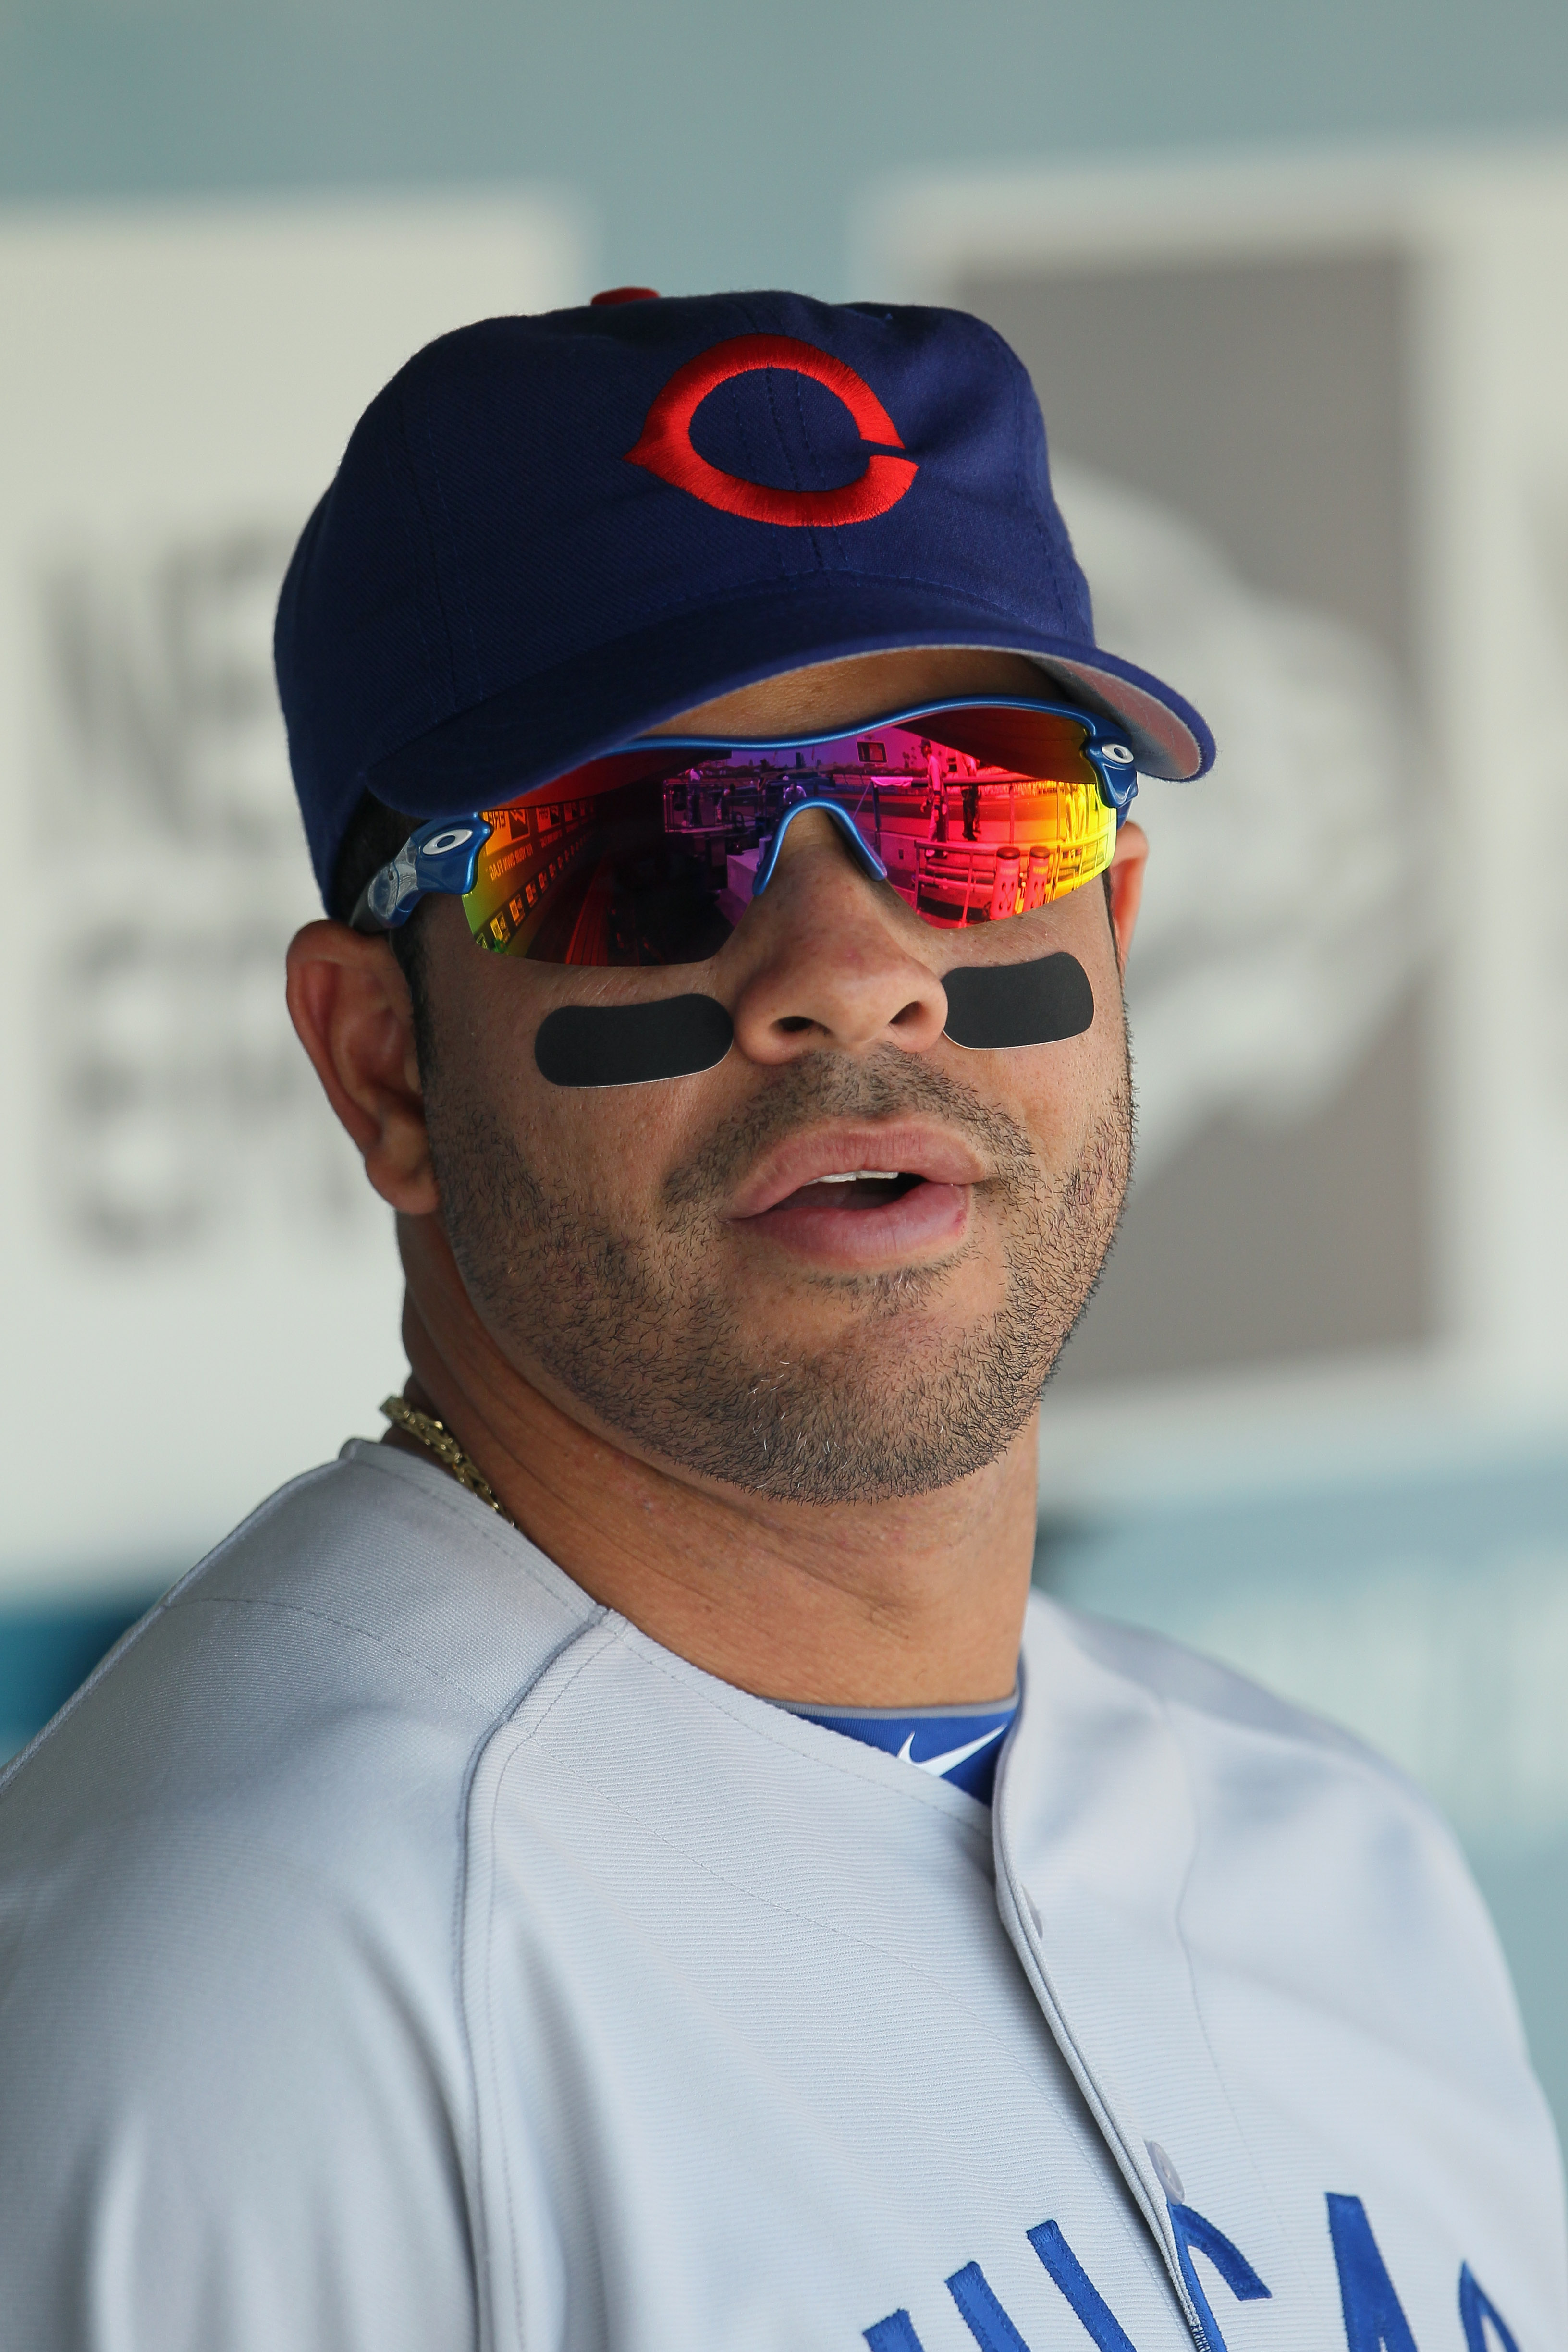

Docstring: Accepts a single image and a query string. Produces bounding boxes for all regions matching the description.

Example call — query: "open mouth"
[723,1126,986,1267]
[779,1169,927,1211]
[736,1165,970,1268]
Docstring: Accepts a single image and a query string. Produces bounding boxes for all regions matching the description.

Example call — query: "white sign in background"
[858,147,1568,1456]
[1422,171,1568,1392]
[0,198,584,1593]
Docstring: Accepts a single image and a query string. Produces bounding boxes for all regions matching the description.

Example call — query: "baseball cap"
[274,288,1214,904]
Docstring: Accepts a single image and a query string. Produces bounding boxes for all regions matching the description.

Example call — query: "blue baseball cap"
[274,288,1214,903]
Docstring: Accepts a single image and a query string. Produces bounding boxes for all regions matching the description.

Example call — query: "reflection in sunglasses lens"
[461,719,1117,968]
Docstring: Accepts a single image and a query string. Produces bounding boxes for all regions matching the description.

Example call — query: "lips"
[726,1125,985,1269]
[727,1126,990,1222]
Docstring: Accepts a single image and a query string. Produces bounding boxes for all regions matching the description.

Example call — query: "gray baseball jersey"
[0,1440,1561,2351]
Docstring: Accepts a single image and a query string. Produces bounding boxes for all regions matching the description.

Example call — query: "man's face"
[410,649,1141,1505]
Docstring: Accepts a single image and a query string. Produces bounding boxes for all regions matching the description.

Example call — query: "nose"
[727,809,948,1065]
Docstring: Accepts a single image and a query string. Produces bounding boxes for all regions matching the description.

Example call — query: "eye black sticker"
[941,954,1094,1050]
[534,995,735,1088]
[534,955,1092,1085]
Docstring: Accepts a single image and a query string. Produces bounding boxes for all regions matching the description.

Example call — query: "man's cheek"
[510,1079,693,1212]
[992,1003,1123,1140]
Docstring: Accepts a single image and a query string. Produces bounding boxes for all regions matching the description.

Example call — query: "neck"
[393,1214,1036,1708]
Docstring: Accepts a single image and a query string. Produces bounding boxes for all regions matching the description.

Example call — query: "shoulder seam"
[167,1591,514,1712]
[0,1459,347,1801]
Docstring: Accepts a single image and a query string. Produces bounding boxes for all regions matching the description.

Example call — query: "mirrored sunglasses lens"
[461,720,1115,967]
[463,781,748,968]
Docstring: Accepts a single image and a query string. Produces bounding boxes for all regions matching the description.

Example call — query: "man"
[0,291,1561,2352]
[923,735,949,840]
[961,751,981,842]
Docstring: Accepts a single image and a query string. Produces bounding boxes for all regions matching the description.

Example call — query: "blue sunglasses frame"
[351,696,1140,936]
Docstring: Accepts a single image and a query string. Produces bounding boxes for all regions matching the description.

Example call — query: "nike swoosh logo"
[896,1724,1008,1778]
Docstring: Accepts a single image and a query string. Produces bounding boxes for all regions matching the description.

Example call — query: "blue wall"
[0,1600,153,1766]
[3,0,1568,299]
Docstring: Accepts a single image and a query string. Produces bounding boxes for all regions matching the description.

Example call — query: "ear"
[1106,820,1148,972]
[285,920,439,1215]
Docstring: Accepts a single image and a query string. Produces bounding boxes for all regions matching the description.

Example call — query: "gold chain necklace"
[380,1395,507,1518]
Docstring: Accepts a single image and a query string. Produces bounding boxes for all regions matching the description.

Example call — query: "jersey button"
[1146,2141,1185,2201]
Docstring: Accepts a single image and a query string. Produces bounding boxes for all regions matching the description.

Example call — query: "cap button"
[591,286,660,306]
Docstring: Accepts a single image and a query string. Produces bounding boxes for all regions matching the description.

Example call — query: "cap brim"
[364,576,1212,821]
[1013,652,1210,783]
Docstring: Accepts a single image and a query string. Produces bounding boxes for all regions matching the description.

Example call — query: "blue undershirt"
[774,1693,1019,1803]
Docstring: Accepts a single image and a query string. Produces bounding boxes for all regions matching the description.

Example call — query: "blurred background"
[4,0,1568,2143]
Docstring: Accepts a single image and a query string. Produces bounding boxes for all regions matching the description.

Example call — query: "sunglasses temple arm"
[1091,758,1139,816]
[350,818,492,933]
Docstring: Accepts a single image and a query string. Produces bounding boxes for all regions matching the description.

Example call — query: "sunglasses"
[351,698,1138,970]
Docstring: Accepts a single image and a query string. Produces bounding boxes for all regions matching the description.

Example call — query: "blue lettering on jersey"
[1327,2193,1419,2352]
[863,2231,1149,2352]
[947,2261,1032,2352]
[1027,2219,1138,2350]
[1458,2261,1520,2352]
[864,2193,1518,2352]
[866,2210,1246,2352]
[1168,2199,1271,2352]
[864,2315,924,2352]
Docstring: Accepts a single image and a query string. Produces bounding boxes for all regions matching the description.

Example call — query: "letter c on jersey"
[625,334,919,527]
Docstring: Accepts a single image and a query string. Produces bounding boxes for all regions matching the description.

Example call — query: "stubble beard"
[426,1039,1133,1506]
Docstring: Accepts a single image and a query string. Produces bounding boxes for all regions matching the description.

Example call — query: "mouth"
[792,1167,917,1202]
[726,1127,985,1269]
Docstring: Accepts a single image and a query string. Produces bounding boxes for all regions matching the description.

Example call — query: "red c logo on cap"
[625,334,918,527]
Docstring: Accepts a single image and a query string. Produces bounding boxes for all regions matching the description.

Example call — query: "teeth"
[819,1169,901,1183]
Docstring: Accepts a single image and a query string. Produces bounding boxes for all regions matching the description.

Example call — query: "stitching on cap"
[731,294,796,583]
[787,364,835,575]
[394,375,461,705]
[377,428,441,693]
[421,396,484,689]
[974,315,1058,584]
[727,378,790,587]
[596,559,1050,638]
[958,313,1058,590]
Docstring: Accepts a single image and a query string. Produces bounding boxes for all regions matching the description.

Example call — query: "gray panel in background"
[957,250,1433,1376]
[1062,986,1431,1381]
[961,251,1416,676]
